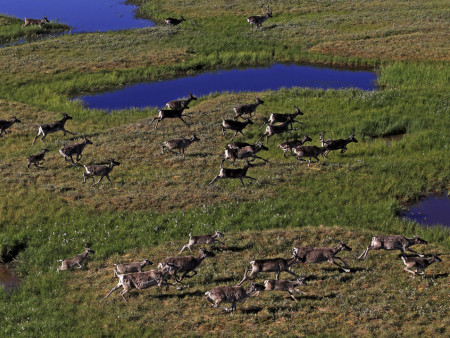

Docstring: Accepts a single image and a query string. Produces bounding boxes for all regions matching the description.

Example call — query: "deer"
[205,282,265,313]
[237,249,303,286]
[400,254,442,276]
[166,92,197,110]
[221,143,268,166]
[320,132,358,158]
[293,145,328,166]
[263,277,307,302]
[0,116,21,137]
[82,159,120,186]
[113,259,153,277]
[179,231,225,254]
[158,249,215,285]
[57,248,95,272]
[261,106,304,130]
[26,149,49,169]
[22,17,50,28]
[247,5,272,30]
[294,242,353,273]
[222,118,254,140]
[164,16,186,26]
[149,108,189,129]
[358,235,428,260]
[233,97,264,120]
[259,118,294,145]
[161,134,200,159]
[278,135,312,158]
[104,264,178,302]
[32,113,75,145]
[59,137,93,165]
[209,161,256,187]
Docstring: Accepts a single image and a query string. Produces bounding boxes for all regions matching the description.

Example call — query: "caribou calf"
[205,282,265,312]
[113,259,153,277]
[238,249,303,285]
[358,235,428,260]
[401,254,442,276]
[161,134,200,158]
[82,159,120,186]
[179,230,225,254]
[294,242,353,272]
[57,248,95,272]
[278,135,312,158]
[209,161,256,187]
[59,137,93,164]
[26,149,49,169]
[263,277,307,302]
[0,116,21,136]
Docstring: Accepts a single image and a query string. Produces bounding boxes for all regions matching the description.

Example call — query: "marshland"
[0,0,449,336]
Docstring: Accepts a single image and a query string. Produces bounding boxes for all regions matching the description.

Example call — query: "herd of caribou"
[56,232,441,312]
[0,88,360,188]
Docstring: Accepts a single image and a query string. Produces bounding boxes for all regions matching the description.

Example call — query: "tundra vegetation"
[0,0,449,336]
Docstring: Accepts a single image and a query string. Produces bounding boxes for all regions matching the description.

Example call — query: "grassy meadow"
[0,0,449,336]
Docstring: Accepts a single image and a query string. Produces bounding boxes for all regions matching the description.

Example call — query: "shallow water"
[403,191,450,227]
[78,63,377,111]
[1,0,153,33]
[0,264,19,291]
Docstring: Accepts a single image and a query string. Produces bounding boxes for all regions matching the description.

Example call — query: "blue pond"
[78,64,377,111]
[0,0,153,33]
[403,192,450,227]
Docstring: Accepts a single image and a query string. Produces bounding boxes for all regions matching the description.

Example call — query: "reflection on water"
[0,264,19,291]
[0,0,153,33]
[403,191,450,227]
[79,63,377,111]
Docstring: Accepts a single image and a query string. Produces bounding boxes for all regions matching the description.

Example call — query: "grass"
[0,0,449,335]
[0,15,69,45]
[2,226,449,336]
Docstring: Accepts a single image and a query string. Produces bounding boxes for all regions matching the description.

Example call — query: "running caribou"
[209,161,256,187]
[358,235,428,260]
[179,231,225,254]
[59,137,93,164]
[26,149,49,169]
[57,248,95,272]
[233,97,264,119]
[205,282,265,313]
[161,134,200,158]
[0,116,21,137]
[247,5,272,29]
[32,113,75,145]
[400,254,442,276]
[294,242,353,272]
[278,135,312,158]
[166,92,197,110]
[82,159,120,186]
[238,248,303,285]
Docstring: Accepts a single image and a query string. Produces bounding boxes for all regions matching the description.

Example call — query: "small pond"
[78,63,377,111]
[0,264,19,291]
[1,0,153,33]
[403,191,450,227]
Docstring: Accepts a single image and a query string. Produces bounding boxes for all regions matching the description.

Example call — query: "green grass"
[0,0,449,335]
[1,226,449,336]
